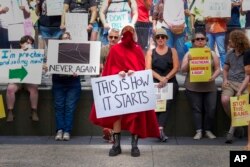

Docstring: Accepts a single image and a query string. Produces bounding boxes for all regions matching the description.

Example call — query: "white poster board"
[65,13,88,41]
[204,0,231,17]
[47,40,101,75]
[91,70,157,118]
[47,0,64,16]
[242,0,250,11]
[154,83,173,100]
[0,49,44,84]
[10,0,25,24]
[106,11,129,30]
[8,23,25,41]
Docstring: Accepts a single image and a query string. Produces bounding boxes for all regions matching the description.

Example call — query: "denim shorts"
[92,22,99,32]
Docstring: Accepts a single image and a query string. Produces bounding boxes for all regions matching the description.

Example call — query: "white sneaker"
[55,130,63,141]
[63,132,70,141]
[205,131,216,139]
[193,132,202,140]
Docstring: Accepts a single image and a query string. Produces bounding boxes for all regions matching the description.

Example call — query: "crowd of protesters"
[1,0,250,155]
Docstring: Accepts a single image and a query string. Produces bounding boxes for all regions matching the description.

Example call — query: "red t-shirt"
[137,0,152,22]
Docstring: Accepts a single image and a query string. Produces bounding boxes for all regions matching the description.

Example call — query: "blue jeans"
[185,89,217,131]
[206,32,226,68]
[164,28,186,62]
[39,25,63,39]
[52,76,81,133]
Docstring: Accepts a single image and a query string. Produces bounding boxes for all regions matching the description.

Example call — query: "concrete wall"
[0,89,231,137]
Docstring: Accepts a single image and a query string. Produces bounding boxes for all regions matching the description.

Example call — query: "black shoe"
[131,146,140,157]
[109,145,121,156]
[225,133,233,144]
[159,129,168,142]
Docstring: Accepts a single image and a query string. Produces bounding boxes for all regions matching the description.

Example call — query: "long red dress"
[89,42,160,138]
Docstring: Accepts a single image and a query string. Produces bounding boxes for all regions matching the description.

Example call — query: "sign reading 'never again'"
[91,70,157,118]
[47,40,101,75]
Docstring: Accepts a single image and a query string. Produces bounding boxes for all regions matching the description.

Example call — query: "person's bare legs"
[26,84,39,121]
[90,30,98,41]
[6,83,19,122]
[221,95,235,143]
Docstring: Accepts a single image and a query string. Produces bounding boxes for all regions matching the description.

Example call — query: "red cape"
[89,43,160,138]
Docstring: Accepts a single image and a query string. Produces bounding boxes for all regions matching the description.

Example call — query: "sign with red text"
[230,94,250,127]
[189,48,212,82]
[91,70,156,118]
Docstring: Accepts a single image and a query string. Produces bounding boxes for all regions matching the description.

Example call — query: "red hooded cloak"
[89,42,159,138]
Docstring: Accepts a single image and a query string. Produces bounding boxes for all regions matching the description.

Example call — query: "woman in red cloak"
[90,24,160,157]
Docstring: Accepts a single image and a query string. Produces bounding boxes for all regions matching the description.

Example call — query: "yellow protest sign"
[0,94,6,119]
[189,48,212,82]
[230,94,250,127]
[155,100,166,112]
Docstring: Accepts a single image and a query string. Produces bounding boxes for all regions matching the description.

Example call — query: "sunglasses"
[195,37,206,41]
[109,36,119,40]
[155,35,167,40]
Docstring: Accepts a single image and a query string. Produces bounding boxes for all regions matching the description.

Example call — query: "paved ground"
[0,136,247,167]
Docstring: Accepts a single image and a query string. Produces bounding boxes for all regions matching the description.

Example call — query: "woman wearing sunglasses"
[181,31,221,140]
[146,28,179,142]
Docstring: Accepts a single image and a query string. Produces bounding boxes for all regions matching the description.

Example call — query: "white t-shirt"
[162,0,185,28]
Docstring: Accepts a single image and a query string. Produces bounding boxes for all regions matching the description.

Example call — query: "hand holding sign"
[91,70,156,118]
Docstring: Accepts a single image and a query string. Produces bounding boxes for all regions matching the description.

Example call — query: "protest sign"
[242,0,250,11]
[47,40,101,75]
[65,13,88,41]
[204,0,231,17]
[230,94,250,127]
[0,95,6,119]
[107,11,129,30]
[155,100,166,112]
[154,83,173,112]
[47,0,64,16]
[154,83,173,100]
[0,49,44,84]
[189,48,212,82]
[91,70,156,118]
[8,23,25,41]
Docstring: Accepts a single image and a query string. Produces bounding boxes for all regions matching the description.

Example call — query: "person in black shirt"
[60,0,98,40]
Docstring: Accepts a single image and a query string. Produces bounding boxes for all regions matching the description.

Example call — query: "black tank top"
[246,11,250,28]
[152,48,177,83]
